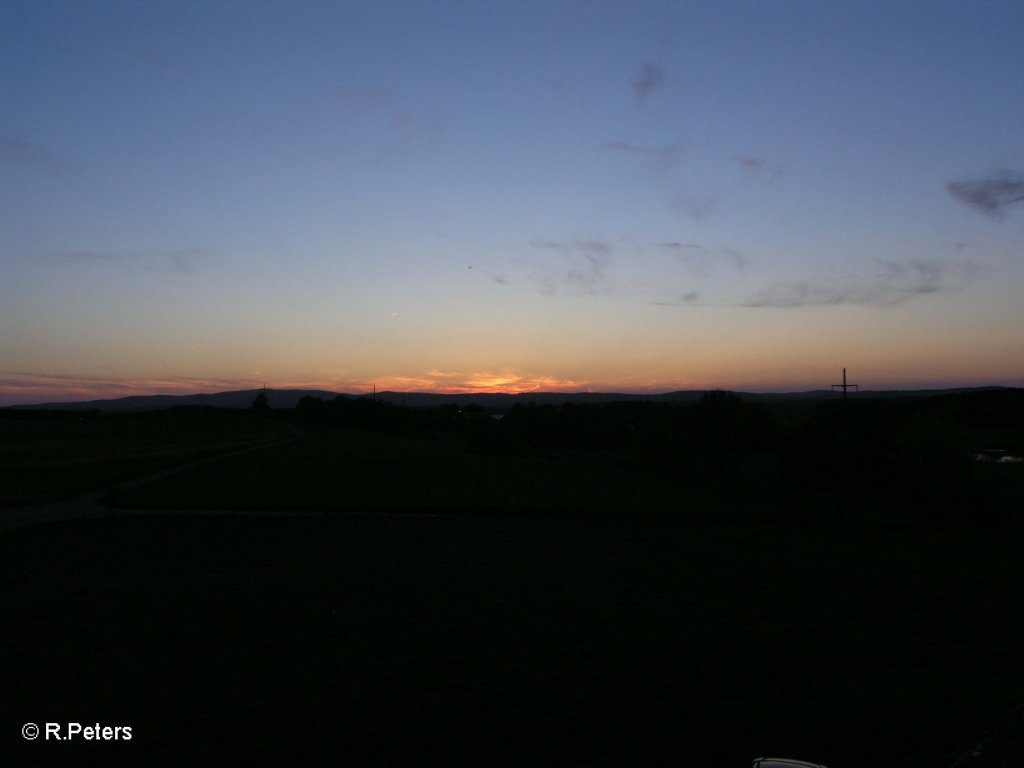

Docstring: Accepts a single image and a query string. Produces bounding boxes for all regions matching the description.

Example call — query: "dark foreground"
[3,512,1024,767]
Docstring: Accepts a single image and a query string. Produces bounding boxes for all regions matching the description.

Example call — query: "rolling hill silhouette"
[6,386,1017,412]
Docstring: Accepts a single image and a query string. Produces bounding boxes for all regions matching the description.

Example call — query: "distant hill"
[5,385,1019,412]
[7,389,342,412]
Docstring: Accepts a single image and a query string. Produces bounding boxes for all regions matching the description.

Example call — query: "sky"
[2,0,1023,405]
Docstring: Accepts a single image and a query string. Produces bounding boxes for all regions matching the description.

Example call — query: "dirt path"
[0,423,305,534]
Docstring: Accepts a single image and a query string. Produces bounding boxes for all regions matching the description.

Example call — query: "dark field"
[4,514,1024,766]
[3,393,1024,766]
[103,422,770,515]
[0,410,291,507]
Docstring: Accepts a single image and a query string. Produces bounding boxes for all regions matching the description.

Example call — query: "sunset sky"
[2,0,1023,405]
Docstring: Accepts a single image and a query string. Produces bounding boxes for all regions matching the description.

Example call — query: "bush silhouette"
[251,390,270,414]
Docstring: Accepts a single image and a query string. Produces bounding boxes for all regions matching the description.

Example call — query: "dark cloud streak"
[631,61,665,105]
[947,170,1024,216]
[651,242,701,250]
[526,239,613,294]
[45,249,205,275]
[167,253,194,274]
[653,290,701,306]
[735,156,765,170]
[744,259,975,308]
[735,154,784,179]
[1,136,64,172]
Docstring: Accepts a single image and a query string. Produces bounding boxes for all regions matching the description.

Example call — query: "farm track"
[0,423,305,534]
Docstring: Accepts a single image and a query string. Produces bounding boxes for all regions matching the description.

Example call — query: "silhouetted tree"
[251,390,269,414]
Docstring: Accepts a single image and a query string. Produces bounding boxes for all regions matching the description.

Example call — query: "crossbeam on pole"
[831,368,859,402]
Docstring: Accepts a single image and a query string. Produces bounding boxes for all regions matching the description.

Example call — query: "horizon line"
[3,382,1021,409]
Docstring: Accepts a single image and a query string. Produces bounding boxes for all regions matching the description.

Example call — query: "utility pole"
[831,368,859,402]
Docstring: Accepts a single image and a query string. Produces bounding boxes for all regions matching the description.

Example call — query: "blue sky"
[2,0,1023,404]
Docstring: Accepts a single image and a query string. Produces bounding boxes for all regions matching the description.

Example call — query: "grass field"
[4,412,1024,765]
[104,422,783,517]
[0,410,292,506]
[3,511,1024,766]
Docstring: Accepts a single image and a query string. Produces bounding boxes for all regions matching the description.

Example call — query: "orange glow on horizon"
[2,364,1021,406]
[0,367,681,405]
[345,370,592,395]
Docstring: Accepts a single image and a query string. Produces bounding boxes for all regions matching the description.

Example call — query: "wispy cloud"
[502,238,745,301]
[947,170,1024,216]
[734,154,785,179]
[719,246,746,270]
[167,253,194,274]
[390,111,445,137]
[335,84,444,152]
[744,259,976,308]
[651,242,699,249]
[606,141,685,160]
[652,241,746,273]
[466,262,512,288]
[44,248,206,274]
[653,290,701,306]
[604,141,686,181]
[631,61,665,105]
[604,140,687,189]
[0,135,64,172]
[335,85,394,112]
[526,239,613,294]
[604,144,782,222]
[672,194,717,222]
